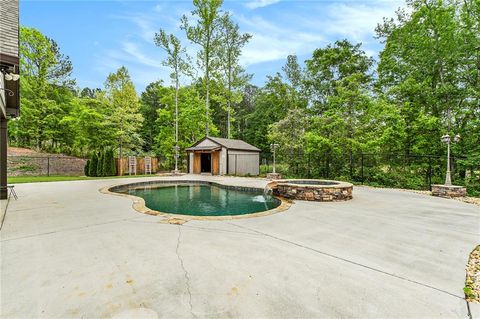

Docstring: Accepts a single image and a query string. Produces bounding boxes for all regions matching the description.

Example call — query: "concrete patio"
[1,175,479,318]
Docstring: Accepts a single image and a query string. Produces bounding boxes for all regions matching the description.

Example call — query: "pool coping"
[99,180,292,222]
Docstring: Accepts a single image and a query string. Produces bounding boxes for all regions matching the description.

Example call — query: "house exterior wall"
[0,0,19,58]
[227,150,260,176]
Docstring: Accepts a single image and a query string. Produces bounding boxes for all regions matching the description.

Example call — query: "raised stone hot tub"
[267,179,353,202]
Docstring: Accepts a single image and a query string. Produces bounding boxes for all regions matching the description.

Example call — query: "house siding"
[0,0,19,58]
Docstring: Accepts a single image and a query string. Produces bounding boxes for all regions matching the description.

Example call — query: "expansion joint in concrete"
[226,222,465,301]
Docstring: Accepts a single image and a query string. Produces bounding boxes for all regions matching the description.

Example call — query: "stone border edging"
[100,179,291,222]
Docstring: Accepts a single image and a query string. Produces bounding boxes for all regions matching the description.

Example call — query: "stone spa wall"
[269,180,353,202]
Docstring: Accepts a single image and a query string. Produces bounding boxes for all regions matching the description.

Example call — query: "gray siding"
[0,0,19,58]
[228,151,259,176]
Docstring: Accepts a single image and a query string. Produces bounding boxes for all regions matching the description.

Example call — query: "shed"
[186,137,261,176]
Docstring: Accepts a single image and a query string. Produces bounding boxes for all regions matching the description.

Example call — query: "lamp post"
[270,143,279,174]
[441,134,460,186]
[173,145,180,174]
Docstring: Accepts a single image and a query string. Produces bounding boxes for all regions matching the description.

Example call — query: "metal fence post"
[361,153,364,184]
[428,157,432,191]
[349,153,354,180]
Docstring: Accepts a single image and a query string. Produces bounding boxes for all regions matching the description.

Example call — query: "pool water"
[120,184,281,216]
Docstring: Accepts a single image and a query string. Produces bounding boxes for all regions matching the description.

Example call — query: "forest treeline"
[7,0,479,192]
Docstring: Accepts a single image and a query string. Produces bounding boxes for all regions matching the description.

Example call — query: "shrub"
[103,149,117,176]
[97,151,104,177]
[84,159,90,176]
[89,153,98,177]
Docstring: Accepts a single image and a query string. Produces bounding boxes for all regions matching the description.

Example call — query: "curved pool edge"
[99,180,292,222]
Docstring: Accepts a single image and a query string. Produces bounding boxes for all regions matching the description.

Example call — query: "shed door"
[193,153,201,174]
[212,151,220,175]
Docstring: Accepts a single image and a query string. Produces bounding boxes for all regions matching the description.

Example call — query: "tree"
[84,160,90,177]
[155,86,218,169]
[181,0,224,136]
[139,81,170,152]
[89,152,98,177]
[243,73,306,153]
[268,108,308,175]
[11,27,76,151]
[376,0,466,151]
[103,148,117,176]
[154,30,191,172]
[103,67,144,158]
[217,12,252,138]
[96,151,104,177]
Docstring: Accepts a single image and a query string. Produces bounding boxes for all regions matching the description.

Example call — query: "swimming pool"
[109,181,282,217]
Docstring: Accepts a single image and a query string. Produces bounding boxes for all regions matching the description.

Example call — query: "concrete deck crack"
[227,222,465,300]
[176,226,196,319]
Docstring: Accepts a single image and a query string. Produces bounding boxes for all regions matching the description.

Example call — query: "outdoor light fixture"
[0,87,14,96]
[0,68,19,97]
[1,67,19,82]
[4,73,19,81]
[441,133,460,186]
[173,145,180,173]
[270,143,279,174]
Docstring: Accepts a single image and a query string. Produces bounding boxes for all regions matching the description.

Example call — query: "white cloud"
[236,15,324,66]
[245,0,280,10]
[235,0,403,67]
[321,1,403,43]
[122,42,163,68]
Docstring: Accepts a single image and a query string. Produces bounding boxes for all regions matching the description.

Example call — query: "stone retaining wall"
[431,184,467,198]
[7,156,87,176]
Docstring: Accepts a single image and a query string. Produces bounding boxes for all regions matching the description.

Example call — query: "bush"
[84,159,90,176]
[97,151,104,177]
[89,152,98,177]
[103,149,117,176]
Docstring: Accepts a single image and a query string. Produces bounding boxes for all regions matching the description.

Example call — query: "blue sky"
[20,0,404,92]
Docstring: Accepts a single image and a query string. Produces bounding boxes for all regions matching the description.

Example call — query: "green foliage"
[103,66,144,157]
[155,86,218,169]
[216,12,252,138]
[84,160,90,177]
[103,149,117,177]
[97,151,104,177]
[89,153,98,177]
[181,0,224,135]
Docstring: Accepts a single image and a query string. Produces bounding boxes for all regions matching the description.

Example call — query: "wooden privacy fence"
[116,157,158,176]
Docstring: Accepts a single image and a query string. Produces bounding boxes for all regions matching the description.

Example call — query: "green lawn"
[8,174,160,184]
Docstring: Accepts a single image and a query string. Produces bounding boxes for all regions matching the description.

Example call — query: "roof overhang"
[185,145,222,152]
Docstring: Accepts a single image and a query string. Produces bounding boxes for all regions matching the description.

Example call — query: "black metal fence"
[261,152,478,192]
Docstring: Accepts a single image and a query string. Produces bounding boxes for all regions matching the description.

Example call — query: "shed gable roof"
[189,136,261,152]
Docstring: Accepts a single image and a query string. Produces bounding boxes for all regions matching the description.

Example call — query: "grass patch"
[8,174,160,184]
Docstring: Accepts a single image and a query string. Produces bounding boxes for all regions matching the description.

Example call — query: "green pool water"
[120,184,281,216]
